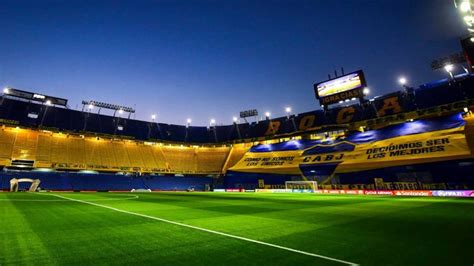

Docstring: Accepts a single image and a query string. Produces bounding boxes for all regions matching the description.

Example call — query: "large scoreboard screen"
[314,70,367,106]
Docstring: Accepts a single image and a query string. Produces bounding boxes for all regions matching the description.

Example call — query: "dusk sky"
[0,0,467,125]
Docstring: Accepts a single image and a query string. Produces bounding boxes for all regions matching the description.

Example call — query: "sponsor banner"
[271,189,292,193]
[254,189,474,197]
[314,189,365,195]
[364,190,432,196]
[225,188,243,192]
[432,190,474,197]
[244,189,256,193]
[255,189,270,193]
[327,189,344,194]
[255,189,295,193]
[364,190,393,195]
[344,190,365,195]
[288,189,314,193]
[213,189,226,192]
[393,190,433,197]
[255,189,363,195]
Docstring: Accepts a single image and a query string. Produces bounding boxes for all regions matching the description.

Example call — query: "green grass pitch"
[1,192,474,265]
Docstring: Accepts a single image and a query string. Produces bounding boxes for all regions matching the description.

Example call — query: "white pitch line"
[50,193,359,266]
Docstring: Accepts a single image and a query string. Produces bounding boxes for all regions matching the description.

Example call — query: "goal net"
[285,181,318,192]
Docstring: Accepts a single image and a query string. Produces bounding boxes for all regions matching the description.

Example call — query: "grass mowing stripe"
[0,195,139,202]
[49,193,359,266]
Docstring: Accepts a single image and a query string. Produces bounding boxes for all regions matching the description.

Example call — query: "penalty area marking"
[50,193,359,266]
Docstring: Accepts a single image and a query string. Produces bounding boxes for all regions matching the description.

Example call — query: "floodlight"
[151,114,156,120]
[363,87,370,95]
[82,100,135,113]
[265,112,271,118]
[399,77,407,85]
[88,104,94,110]
[210,119,216,126]
[118,109,124,114]
[187,118,192,124]
[444,64,454,72]
[233,116,238,122]
[461,1,471,12]
[3,87,9,94]
[285,107,291,113]
[45,100,52,106]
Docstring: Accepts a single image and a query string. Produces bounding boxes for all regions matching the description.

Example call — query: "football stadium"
[2,1,474,266]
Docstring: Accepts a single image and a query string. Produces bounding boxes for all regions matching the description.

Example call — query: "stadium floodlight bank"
[3,87,68,107]
[285,181,318,192]
[240,109,258,118]
[239,109,259,123]
[82,100,135,113]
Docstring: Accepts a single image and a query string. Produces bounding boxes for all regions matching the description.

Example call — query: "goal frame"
[285,181,318,191]
[10,178,41,192]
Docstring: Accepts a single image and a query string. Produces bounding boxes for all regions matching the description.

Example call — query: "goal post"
[285,181,318,192]
[9,178,41,192]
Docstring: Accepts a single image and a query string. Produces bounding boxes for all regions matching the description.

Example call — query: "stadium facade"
[1,73,474,192]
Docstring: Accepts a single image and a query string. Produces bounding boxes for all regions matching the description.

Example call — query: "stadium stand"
[0,127,233,175]
[35,134,52,168]
[161,145,197,173]
[0,128,15,166]
[1,73,474,191]
[196,147,230,173]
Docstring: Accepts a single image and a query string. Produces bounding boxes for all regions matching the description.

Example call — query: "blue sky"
[0,0,467,125]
